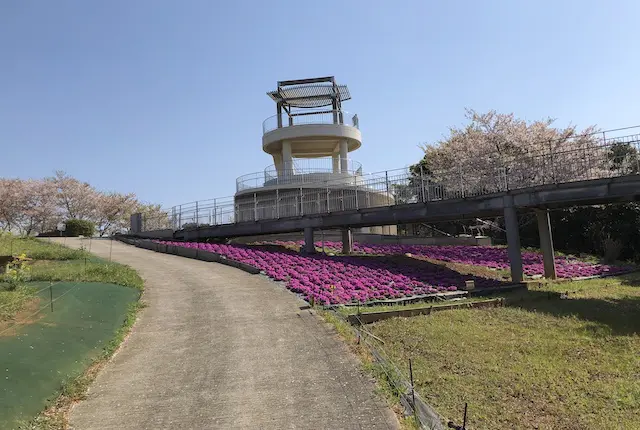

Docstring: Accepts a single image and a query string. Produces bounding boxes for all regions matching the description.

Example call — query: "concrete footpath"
[55,238,399,430]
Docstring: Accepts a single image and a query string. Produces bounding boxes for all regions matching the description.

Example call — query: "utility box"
[130,213,143,234]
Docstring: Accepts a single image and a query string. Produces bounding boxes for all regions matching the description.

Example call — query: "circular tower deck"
[233,76,396,235]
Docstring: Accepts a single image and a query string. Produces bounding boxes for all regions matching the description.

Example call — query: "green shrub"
[64,219,95,237]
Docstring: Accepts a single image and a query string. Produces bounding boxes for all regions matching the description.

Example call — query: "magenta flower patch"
[277,241,631,279]
[155,241,502,305]
[155,241,631,305]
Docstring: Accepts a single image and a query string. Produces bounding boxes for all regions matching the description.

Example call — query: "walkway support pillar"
[536,209,557,279]
[503,196,523,283]
[332,154,340,173]
[339,139,348,173]
[341,228,353,255]
[303,227,315,254]
[282,140,293,175]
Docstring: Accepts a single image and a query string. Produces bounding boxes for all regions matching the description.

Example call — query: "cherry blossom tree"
[416,109,603,195]
[17,179,60,235]
[136,203,171,231]
[0,179,25,232]
[0,172,164,236]
[52,170,101,220]
[95,192,138,236]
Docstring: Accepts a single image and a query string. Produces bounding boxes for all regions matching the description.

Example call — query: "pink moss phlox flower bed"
[271,240,632,279]
[156,241,506,305]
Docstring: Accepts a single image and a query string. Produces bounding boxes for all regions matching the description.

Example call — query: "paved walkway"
[56,238,398,430]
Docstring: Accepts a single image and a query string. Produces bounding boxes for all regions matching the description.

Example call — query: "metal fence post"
[385,171,390,205]
[354,176,359,210]
[300,187,304,216]
[549,140,557,183]
[213,198,217,225]
[326,183,330,213]
[276,188,280,218]
[341,189,345,211]
[459,164,464,198]
[178,205,182,229]
[195,201,199,226]
[426,177,430,201]
[254,193,258,221]
[419,165,426,202]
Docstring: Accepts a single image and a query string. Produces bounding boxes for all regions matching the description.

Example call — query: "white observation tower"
[234,76,396,235]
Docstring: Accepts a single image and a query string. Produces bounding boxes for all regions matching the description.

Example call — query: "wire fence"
[140,128,640,232]
[0,276,139,428]
[327,308,448,429]
[236,157,364,192]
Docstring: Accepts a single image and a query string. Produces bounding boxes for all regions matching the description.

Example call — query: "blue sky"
[2,1,639,207]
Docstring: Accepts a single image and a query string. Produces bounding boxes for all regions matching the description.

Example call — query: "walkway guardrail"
[141,127,640,232]
[236,158,363,191]
[262,110,359,134]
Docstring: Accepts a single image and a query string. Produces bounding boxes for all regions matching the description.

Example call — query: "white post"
[339,139,348,173]
[282,140,293,176]
[332,154,340,173]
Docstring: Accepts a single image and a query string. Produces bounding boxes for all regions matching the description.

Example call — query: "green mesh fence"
[0,282,139,429]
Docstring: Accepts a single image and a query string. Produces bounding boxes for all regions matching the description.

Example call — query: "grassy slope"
[1,283,140,429]
[0,236,144,429]
[369,275,640,429]
[1,236,142,322]
[0,236,86,260]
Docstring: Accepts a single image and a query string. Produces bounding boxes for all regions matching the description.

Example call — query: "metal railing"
[141,128,640,232]
[262,110,359,134]
[236,158,363,191]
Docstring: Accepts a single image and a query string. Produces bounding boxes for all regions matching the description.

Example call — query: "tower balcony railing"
[236,158,363,192]
[262,110,359,135]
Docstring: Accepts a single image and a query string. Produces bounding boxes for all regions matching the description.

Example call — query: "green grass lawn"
[0,236,87,261]
[0,286,35,322]
[1,235,142,322]
[29,259,143,290]
[0,235,144,429]
[0,282,140,429]
[368,275,640,429]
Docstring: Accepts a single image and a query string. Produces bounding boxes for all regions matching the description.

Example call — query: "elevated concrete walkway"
[230,231,492,246]
[175,176,639,240]
[167,175,640,284]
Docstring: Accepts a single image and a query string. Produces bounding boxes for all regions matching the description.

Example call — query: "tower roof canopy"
[267,76,351,108]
